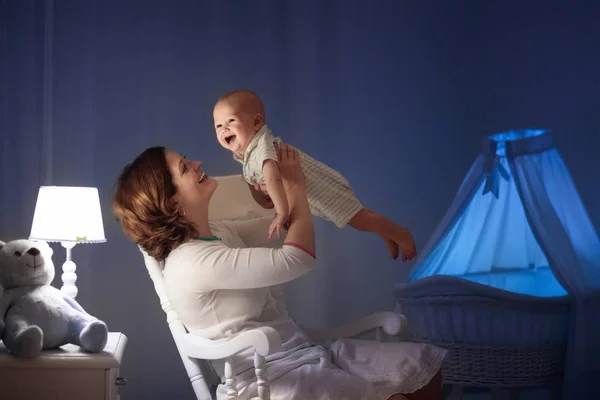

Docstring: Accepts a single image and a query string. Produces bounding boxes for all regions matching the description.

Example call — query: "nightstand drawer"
[0,332,127,400]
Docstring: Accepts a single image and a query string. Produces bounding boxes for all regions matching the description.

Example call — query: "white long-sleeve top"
[163,217,316,376]
[162,217,448,400]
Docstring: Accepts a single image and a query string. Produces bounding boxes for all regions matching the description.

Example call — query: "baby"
[213,90,417,261]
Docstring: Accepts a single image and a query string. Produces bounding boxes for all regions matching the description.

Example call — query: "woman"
[113,143,446,400]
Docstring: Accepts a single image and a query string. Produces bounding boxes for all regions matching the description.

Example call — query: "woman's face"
[165,150,218,214]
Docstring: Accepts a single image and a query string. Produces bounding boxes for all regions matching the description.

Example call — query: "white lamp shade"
[29,186,106,243]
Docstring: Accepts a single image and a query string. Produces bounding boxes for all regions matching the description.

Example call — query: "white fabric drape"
[509,148,600,398]
[410,156,553,285]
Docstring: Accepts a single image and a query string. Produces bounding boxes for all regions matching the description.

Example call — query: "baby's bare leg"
[349,208,417,261]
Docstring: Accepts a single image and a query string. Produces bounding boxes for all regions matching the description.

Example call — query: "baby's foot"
[394,227,417,262]
[378,228,416,261]
[384,238,400,260]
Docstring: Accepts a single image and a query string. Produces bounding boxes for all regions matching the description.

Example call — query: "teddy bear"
[0,239,108,358]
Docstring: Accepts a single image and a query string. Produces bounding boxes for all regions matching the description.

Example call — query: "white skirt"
[216,338,447,400]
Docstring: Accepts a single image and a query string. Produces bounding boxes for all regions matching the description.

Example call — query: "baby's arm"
[263,160,289,238]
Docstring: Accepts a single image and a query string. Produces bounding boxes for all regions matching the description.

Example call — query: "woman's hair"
[112,146,196,261]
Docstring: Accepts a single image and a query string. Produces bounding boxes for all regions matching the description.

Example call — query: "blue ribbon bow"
[482,155,509,198]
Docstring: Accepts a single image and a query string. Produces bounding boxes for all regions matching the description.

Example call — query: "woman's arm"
[169,241,315,290]
[168,143,316,291]
[276,143,315,256]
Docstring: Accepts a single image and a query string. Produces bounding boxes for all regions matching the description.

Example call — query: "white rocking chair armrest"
[182,326,283,360]
[301,311,407,341]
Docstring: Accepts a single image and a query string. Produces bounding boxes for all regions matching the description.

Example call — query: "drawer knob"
[116,377,128,386]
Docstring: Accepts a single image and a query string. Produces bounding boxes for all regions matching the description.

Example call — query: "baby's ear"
[254,113,264,128]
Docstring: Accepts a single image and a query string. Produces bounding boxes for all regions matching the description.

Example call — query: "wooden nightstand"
[0,332,127,400]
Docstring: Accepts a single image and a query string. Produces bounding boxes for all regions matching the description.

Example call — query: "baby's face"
[213,99,258,154]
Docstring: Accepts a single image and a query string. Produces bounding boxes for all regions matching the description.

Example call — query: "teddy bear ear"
[0,240,4,249]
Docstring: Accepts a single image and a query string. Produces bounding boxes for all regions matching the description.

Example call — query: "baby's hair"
[218,89,266,119]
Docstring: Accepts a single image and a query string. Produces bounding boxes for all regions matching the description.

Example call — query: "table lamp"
[29,186,106,298]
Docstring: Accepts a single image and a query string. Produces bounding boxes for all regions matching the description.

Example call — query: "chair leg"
[224,358,238,399]
[254,353,270,400]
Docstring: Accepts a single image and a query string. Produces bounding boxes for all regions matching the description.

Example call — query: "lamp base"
[60,242,78,298]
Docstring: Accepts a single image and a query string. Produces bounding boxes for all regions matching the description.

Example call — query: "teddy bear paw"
[9,326,43,358]
[79,320,108,353]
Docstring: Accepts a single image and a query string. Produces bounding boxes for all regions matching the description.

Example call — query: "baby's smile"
[224,134,236,144]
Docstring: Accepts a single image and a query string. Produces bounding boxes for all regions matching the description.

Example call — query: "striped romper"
[234,125,364,228]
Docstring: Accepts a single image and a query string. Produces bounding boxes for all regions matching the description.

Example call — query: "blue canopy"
[407,129,600,398]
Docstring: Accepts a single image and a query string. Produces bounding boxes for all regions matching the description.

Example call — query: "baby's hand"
[269,213,288,239]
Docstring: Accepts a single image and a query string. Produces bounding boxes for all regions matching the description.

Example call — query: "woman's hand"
[272,141,314,255]
[275,142,304,191]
